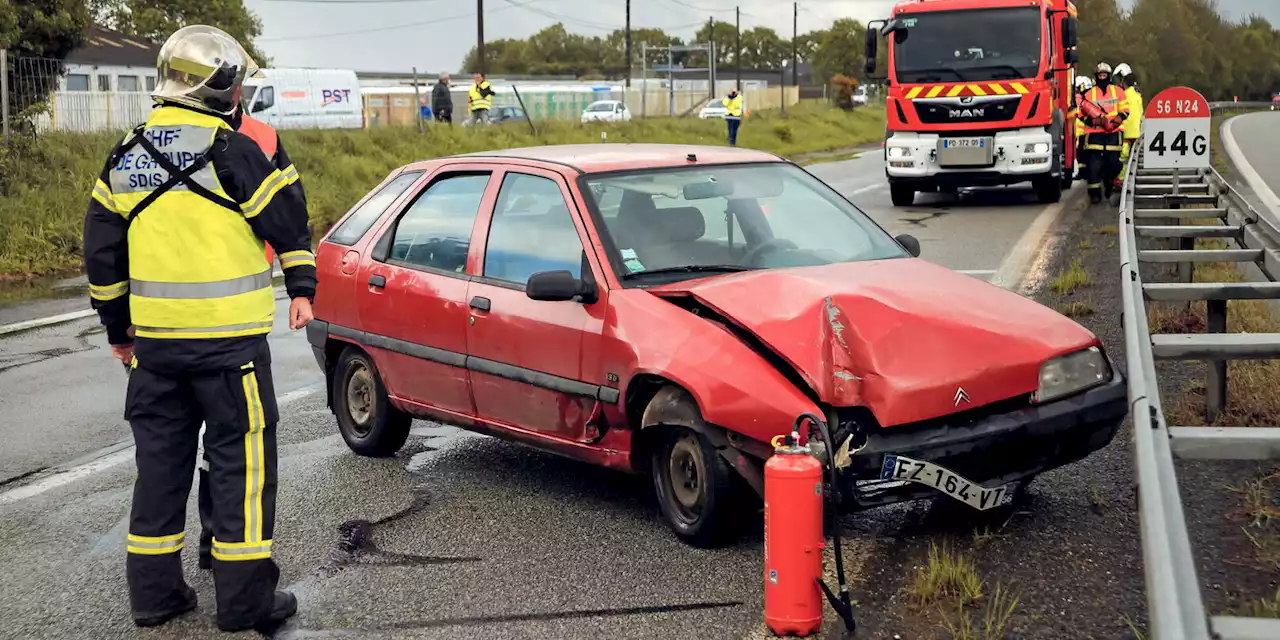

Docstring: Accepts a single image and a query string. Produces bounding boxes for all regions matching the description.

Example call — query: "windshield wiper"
[967,64,1028,79]
[900,67,967,82]
[622,265,754,279]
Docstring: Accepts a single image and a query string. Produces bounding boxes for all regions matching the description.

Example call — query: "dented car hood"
[647,258,1100,427]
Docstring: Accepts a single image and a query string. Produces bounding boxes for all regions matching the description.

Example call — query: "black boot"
[217,591,298,633]
[133,585,198,627]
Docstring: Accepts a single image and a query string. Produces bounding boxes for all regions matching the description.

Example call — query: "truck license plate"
[879,455,1015,510]
[943,138,985,148]
[937,137,995,166]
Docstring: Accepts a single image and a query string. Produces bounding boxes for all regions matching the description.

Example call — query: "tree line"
[456,0,1280,101]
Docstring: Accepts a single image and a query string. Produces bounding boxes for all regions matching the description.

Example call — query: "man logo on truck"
[321,89,351,106]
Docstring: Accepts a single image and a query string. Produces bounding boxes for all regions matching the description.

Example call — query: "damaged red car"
[307,144,1128,547]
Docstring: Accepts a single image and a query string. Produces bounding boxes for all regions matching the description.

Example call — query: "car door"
[355,168,499,420]
[465,167,610,442]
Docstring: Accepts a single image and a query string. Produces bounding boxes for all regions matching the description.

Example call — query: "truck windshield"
[892,7,1043,84]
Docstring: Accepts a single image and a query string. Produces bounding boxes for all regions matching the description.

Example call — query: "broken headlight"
[1032,346,1110,403]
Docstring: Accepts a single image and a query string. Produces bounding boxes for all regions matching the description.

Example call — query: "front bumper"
[837,371,1128,509]
[885,127,1055,186]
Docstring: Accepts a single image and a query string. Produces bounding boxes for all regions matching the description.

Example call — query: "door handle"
[368,274,387,288]
[469,296,491,312]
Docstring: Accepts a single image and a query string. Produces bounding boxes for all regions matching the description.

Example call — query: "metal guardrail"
[1120,106,1280,640]
[1207,101,1275,116]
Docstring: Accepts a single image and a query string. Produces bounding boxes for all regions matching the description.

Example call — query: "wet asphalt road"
[0,155,1081,639]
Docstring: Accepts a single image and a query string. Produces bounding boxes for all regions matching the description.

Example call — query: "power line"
[257,3,521,41]
[261,0,451,4]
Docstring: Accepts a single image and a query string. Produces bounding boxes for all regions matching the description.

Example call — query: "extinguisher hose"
[795,412,857,634]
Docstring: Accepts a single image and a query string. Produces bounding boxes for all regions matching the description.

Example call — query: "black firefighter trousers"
[125,340,280,628]
[1082,131,1124,203]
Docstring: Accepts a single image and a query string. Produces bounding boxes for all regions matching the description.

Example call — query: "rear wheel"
[651,427,743,548]
[890,183,916,207]
[1034,175,1062,203]
[333,345,412,457]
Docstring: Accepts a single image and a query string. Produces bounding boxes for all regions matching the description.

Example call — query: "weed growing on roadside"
[939,581,1020,640]
[1077,239,1093,250]
[1123,614,1147,639]
[910,541,984,606]
[1231,588,1280,618]
[1056,300,1095,318]
[1051,260,1093,296]
[1094,224,1118,235]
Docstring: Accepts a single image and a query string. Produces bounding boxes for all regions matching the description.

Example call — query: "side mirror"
[1061,16,1078,49]
[895,233,921,257]
[1064,49,1079,65]
[526,270,598,304]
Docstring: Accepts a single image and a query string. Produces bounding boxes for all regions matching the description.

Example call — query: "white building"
[60,26,160,94]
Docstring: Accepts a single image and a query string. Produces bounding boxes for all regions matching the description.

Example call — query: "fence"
[361,84,802,128]
[3,52,157,136]
[1120,104,1280,639]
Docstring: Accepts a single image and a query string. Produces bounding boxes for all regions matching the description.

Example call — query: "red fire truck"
[865,0,1080,206]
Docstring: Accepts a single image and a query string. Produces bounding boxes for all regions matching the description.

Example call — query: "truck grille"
[913,94,1022,125]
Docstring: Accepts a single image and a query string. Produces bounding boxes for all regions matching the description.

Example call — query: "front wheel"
[651,427,744,548]
[333,346,412,457]
[890,183,916,207]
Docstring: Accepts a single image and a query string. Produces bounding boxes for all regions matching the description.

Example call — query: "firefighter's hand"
[289,297,314,330]
[110,342,134,366]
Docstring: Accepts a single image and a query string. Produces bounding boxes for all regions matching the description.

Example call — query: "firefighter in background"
[193,94,290,572]
[83,25,313,631]
[1113,62,1144,187]
[468,72,495,124]
[1079,62,1129,204]
[1071,74,1094,178]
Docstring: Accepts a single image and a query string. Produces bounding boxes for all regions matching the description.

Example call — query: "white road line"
[958,269,997,278]
[990,188,1082,292]
[848,183,885,197]
[1222,114,1280,227]
[0,309,97,337]
[0,381,323,505]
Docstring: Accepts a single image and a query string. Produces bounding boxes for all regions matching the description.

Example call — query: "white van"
[240,68,363,130]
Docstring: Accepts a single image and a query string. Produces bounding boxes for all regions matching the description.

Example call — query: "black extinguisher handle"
[798,411,858,635]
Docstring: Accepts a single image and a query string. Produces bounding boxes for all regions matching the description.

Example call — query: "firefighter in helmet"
[1079,62,1129,204]
[82,25,312,631]
[1071,74,1094,178]
[1113,62,1144,187]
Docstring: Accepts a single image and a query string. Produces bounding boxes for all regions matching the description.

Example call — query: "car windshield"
[581,163,907,283]
[891,7,1042,84]
[587,102,615,112]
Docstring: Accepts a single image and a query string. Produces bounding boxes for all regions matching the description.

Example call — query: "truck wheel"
[333,345,412,457]
[890,184,916,207]
[651,426,743,548]
[1034,176,1062,204]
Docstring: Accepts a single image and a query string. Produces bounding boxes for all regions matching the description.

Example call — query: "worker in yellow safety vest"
[468,72,495,124]
[724,88,744,146]
[1113,63,1144,187]
[82,24,312,632]
[1079,62,1129,204]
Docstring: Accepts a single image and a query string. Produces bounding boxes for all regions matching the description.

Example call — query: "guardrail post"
[1206,299,1228,423]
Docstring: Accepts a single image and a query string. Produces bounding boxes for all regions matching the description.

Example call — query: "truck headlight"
[1024,142,1050,155]
[887,146,912,159]
[1033,346,1110,403]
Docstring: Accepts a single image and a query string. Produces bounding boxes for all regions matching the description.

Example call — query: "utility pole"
[1,50,9,143]
[412,66,423,133]
[735,6,741,92]
[792,2,798,87]
[476,0,486,75]
[625,0,632,89]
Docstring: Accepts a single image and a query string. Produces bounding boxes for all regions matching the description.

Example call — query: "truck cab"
[866,0,1080,206]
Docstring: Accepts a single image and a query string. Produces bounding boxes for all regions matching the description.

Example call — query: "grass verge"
[0,102,886,281]
[1051,259,1093,296]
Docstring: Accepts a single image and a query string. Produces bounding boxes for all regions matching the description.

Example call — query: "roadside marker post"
[1142,87,1211,171]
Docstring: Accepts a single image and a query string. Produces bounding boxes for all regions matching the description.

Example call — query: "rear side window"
[328,171,422,246]
[388,173,491,273]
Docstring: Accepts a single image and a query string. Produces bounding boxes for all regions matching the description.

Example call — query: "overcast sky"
[244,0,1280,73]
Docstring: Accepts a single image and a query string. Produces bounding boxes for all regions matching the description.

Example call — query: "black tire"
[651,427,743,548]
[890,183,915,207]
[1034,175,1062,203]
[333,345,412,457]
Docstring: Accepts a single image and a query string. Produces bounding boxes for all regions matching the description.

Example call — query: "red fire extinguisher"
[764,413,858,637]
[764,423,825,636]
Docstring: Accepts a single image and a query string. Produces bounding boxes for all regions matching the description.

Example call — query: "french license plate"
[879,454,1015,510]
[942,138,985,148]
